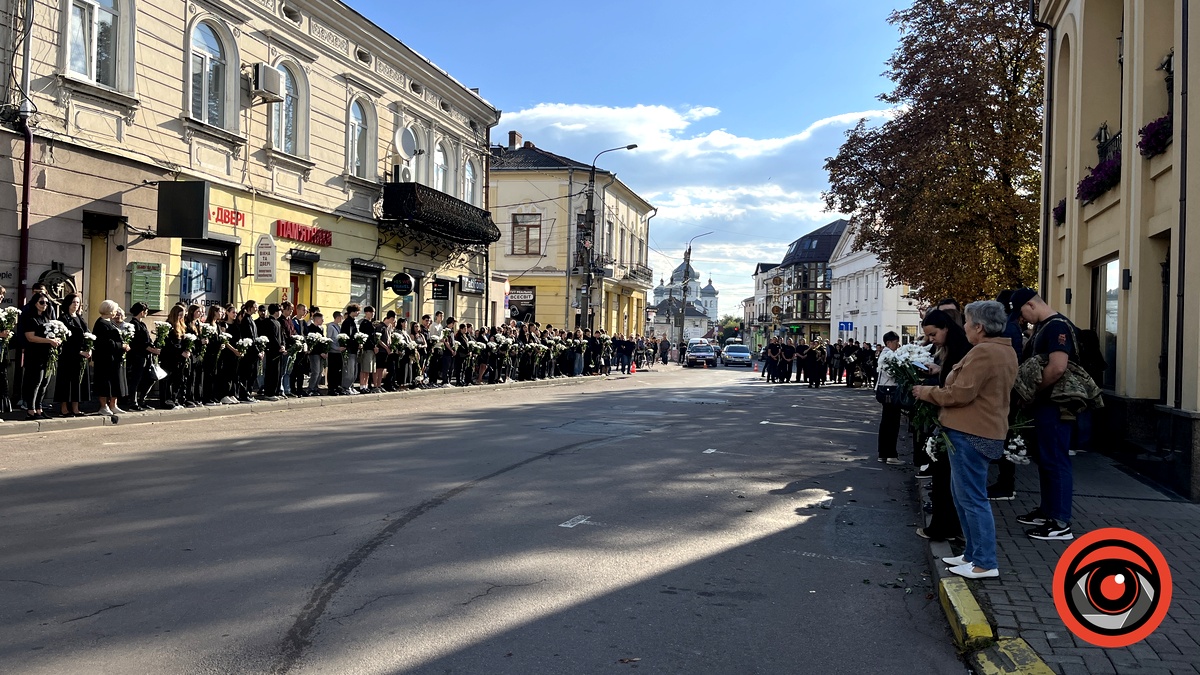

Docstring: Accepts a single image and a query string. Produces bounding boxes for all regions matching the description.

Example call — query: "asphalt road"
[0,363,965,675]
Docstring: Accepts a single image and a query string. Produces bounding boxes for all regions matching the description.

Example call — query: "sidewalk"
[923,450,1200,674]
[0,374,599,436]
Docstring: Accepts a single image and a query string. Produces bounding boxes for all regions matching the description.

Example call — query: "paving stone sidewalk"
[976,452,1200,675]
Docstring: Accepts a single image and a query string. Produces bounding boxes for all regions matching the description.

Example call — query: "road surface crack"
[462,579,547,607]
[5,578,57,587]
[61,602,128,623]
[331,592,410,624]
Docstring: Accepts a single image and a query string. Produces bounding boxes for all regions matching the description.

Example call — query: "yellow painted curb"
[938,577,994,651]
[970,638,1057,675]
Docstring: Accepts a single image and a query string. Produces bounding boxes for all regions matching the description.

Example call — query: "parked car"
[685,343,717,368]
[720,344,753,367]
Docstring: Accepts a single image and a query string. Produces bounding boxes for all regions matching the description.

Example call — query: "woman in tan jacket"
[913,300,1018,579]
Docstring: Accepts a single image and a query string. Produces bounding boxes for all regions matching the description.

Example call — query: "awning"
[379,182,500,245]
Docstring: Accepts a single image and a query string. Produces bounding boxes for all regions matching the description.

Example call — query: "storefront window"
[180,246,228,307]
[350,270,378,309]
[432,279,455,319]
[1092,258,1120,389]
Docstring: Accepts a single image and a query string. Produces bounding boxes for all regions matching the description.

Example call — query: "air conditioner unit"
[251,63,284,103]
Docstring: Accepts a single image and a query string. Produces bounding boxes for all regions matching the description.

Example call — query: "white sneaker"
[885,458,903,465]
[98,406,113,416]
[221,396,238,405]
[110,406,126,414]
[948,563,999,579]
[172,404,185,410]
[942,555,970,566]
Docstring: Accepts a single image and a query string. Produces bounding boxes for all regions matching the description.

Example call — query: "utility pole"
[675,231,712,362]
[581,144,636,331]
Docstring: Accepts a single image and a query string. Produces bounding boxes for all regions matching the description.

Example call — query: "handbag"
[875,385,900,405]
[151,362,168,381]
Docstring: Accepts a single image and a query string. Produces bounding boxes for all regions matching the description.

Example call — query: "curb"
[970,638,1057,675]
[938,576,993,651]
[0,374,600,436]
[916,472,1057,673]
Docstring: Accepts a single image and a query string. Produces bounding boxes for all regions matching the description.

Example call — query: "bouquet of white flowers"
[305,332,332,356]
[79,331,96,383]
[181,333,198,354]
[152,321,171,349]
[882,343,937,426]
[353,332,369,352]
[43,319,71,376]
[197,323,218,361]
[1004,412,1033,465]
[118,323,135,363]
[234,337,254,360]
[0,306,21,359]
[285,334,307,372]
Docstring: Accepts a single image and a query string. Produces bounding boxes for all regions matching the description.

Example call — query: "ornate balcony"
[627,263,654,285]
[380,182,500,245]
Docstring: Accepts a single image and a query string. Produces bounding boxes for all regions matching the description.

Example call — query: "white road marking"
[703,449,717,454]
[559,515,591,528]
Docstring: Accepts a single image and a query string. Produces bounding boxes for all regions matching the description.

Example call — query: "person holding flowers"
[91,299,129,415]
[54,293,91,417]
[123,303,156,411]
[912,309,973,543]
[304,312,330,396]
[0,284,19,414]
[913,301,1018,580]
[874,331,905,464]
[18,292,60,419]
[159,304,193,410]
[339,304,362,394]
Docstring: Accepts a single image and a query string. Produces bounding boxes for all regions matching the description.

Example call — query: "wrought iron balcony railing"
[380,182,500,245]
[627,263,654,284]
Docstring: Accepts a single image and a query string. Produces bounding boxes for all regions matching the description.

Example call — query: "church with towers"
[652,262,719,320]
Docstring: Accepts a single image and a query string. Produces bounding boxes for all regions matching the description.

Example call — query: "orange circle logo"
[1053,528,1172,647]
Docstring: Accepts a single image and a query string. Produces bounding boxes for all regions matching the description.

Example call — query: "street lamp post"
[580,144,637,330]
[676,231,712,362]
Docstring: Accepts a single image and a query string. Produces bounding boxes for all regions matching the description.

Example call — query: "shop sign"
[389,273,414,296]
[255,235,277,284]
[275,219,333,247]
[210,206,246,227]
[431,279,449,300]
[459,275,485,295]
[509,286,535,321]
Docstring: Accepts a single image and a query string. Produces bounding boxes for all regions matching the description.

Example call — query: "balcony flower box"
[1076,153,1121,205]
[1138,115,1173,159]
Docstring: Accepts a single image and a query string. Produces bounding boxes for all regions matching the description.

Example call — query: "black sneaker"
[987,485,1016,501]
[915,465,933,479]
[1016,508,1048,526]
[1027,521,1074,541]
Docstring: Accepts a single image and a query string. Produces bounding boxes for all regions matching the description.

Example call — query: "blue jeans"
[1034,404,1073,523]
[618,354,631,373]
[946,429,999,570]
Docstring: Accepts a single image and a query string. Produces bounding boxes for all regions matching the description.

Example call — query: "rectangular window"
[1091,258,1120,389]
[511,214,541,255]
[350,270,379,309]
[619,230,626,264]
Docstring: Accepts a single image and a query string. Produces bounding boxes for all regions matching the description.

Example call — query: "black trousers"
[263,354,281,396]
[927,453,962,539]
[877,403,902,459]
[328,352,343,392]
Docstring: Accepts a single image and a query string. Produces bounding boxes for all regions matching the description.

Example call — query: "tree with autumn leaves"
[824,0,1044,303]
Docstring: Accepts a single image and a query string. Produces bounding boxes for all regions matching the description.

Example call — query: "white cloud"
[498,102,895,314]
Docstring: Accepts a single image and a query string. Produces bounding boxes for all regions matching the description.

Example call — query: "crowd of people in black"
[0,283,679,420]
[757,337,880,388]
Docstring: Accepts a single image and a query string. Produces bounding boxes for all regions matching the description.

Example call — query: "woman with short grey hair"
[964,300,1010,338]
[913,299,1018,579]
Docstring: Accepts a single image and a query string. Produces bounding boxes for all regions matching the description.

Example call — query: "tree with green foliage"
[823,0,1043,302]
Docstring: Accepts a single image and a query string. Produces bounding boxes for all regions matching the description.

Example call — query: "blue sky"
[351,0,906,312]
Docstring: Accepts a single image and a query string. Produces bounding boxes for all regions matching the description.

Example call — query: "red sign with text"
[275,220,333,247]
[210,206,246,227]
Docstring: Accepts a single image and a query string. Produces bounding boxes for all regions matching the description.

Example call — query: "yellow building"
[1038,0,1200,498]
[0,0,501,327]
[488,132,654,334]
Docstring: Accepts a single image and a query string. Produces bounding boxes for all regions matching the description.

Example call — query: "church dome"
[700,278,718,296]
[669,262,700,285]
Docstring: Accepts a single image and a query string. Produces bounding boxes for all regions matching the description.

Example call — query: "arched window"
[464,160,477,205]
[190,22,225,127]
[271,63,300,154]
[348,99,373,179]
[68,0,118,87]
[434,143,449,193]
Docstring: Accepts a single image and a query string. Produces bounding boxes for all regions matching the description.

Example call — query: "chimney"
[508,130,522,151]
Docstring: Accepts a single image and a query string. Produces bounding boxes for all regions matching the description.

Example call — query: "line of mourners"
[0,283,677,420]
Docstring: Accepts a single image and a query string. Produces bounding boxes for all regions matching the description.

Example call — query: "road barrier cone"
[630,362,637,374]
[753,362,759,373]
[704,361,708,369]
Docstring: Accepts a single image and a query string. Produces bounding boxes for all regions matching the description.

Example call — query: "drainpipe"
[483,123,493,328]
[1031,0,1055,294]
[1176,0,1190,409]
[644,206,658,335]
[16,0,35,303]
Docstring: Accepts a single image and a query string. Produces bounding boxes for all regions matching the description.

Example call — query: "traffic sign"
[838,321,854,331]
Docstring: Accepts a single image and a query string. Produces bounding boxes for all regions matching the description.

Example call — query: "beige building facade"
[1038,0,1200,497]
[488,132,654,335]
[0,0,501,327]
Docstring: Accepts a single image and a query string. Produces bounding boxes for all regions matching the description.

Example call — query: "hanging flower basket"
[1137,114,1173,159]
[1076,153,1121,205]
[1052,198,1066,226]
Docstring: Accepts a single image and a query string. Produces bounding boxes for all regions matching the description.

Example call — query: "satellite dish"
[393,127,419,160]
